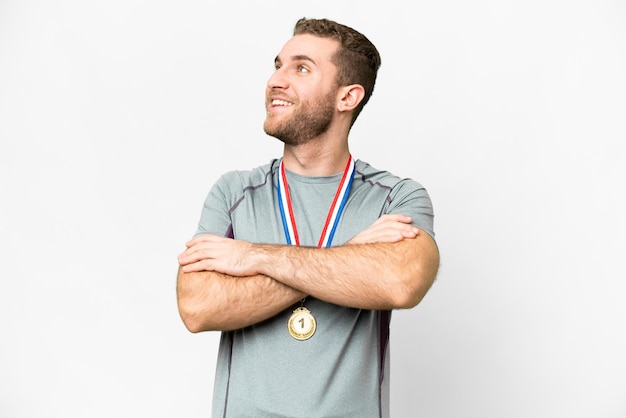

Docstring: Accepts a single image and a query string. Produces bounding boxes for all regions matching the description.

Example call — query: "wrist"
[254,244,294,281]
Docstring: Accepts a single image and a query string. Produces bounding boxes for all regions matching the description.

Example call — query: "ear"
[337,84,365,113]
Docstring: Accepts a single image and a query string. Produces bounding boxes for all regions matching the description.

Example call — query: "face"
[263,34,340,146]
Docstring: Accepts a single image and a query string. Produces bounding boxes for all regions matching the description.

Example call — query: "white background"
[1,0,625,417]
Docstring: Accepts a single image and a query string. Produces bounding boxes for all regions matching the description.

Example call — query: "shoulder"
[354,159,436,237]
[354,159,427,193]
[215,159,279,191]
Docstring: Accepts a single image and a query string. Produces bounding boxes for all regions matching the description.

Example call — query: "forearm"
[176,267,306,333]
[176,218,438,318]
[253,233,439,310]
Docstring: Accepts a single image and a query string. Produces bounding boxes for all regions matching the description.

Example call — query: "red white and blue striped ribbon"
[277,156,355,248]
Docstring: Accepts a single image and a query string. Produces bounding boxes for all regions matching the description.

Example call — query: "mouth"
[267,89,295,111]
[271,99,293,106]
[269,98,294,109]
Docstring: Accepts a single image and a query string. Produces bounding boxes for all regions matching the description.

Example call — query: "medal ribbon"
[277,156,355,248]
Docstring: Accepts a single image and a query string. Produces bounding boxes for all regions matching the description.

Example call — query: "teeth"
[272,99,293,106]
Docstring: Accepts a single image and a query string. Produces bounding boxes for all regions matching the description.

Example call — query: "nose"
[267,66,288,90]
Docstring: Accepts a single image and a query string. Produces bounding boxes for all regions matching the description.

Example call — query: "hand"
[347,214,420,245]
[178,234,258,276]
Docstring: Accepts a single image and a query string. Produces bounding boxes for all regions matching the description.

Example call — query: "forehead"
[276,34,340,66]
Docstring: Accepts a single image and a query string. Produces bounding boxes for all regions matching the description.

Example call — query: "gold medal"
[287,306,316,340]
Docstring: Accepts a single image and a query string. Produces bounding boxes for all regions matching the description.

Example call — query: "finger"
[178,245,215,265]
[185,233,222,248]
[401,226,420,238]
[178,251,197,266]
[185,235,205,247]
[181,261,211,273]
[379,214,412,223]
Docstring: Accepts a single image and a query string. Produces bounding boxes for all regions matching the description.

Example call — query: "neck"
[282,142,351,176]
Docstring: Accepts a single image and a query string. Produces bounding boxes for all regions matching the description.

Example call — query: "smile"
[271,99,294,107]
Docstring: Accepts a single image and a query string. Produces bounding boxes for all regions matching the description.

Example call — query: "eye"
[297,65,309,74]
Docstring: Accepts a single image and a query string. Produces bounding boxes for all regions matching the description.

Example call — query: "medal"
[287,306,317,340]
[277,156,355,340]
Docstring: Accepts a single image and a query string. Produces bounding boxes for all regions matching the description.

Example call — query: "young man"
[177,17,439,418]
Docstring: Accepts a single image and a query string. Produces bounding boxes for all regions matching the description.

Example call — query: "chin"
[263,118,281,137]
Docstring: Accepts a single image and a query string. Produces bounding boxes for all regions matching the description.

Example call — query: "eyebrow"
[274,54,317,66]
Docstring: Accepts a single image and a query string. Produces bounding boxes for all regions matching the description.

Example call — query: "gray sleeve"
[194,172,238,238]
[385,179,436,239]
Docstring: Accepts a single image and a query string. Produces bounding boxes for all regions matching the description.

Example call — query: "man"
[177,17,439,417]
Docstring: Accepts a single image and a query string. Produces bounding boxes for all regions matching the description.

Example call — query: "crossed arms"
[176,214,440,333]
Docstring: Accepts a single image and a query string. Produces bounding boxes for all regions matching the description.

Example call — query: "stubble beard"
[264,90,336,146]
